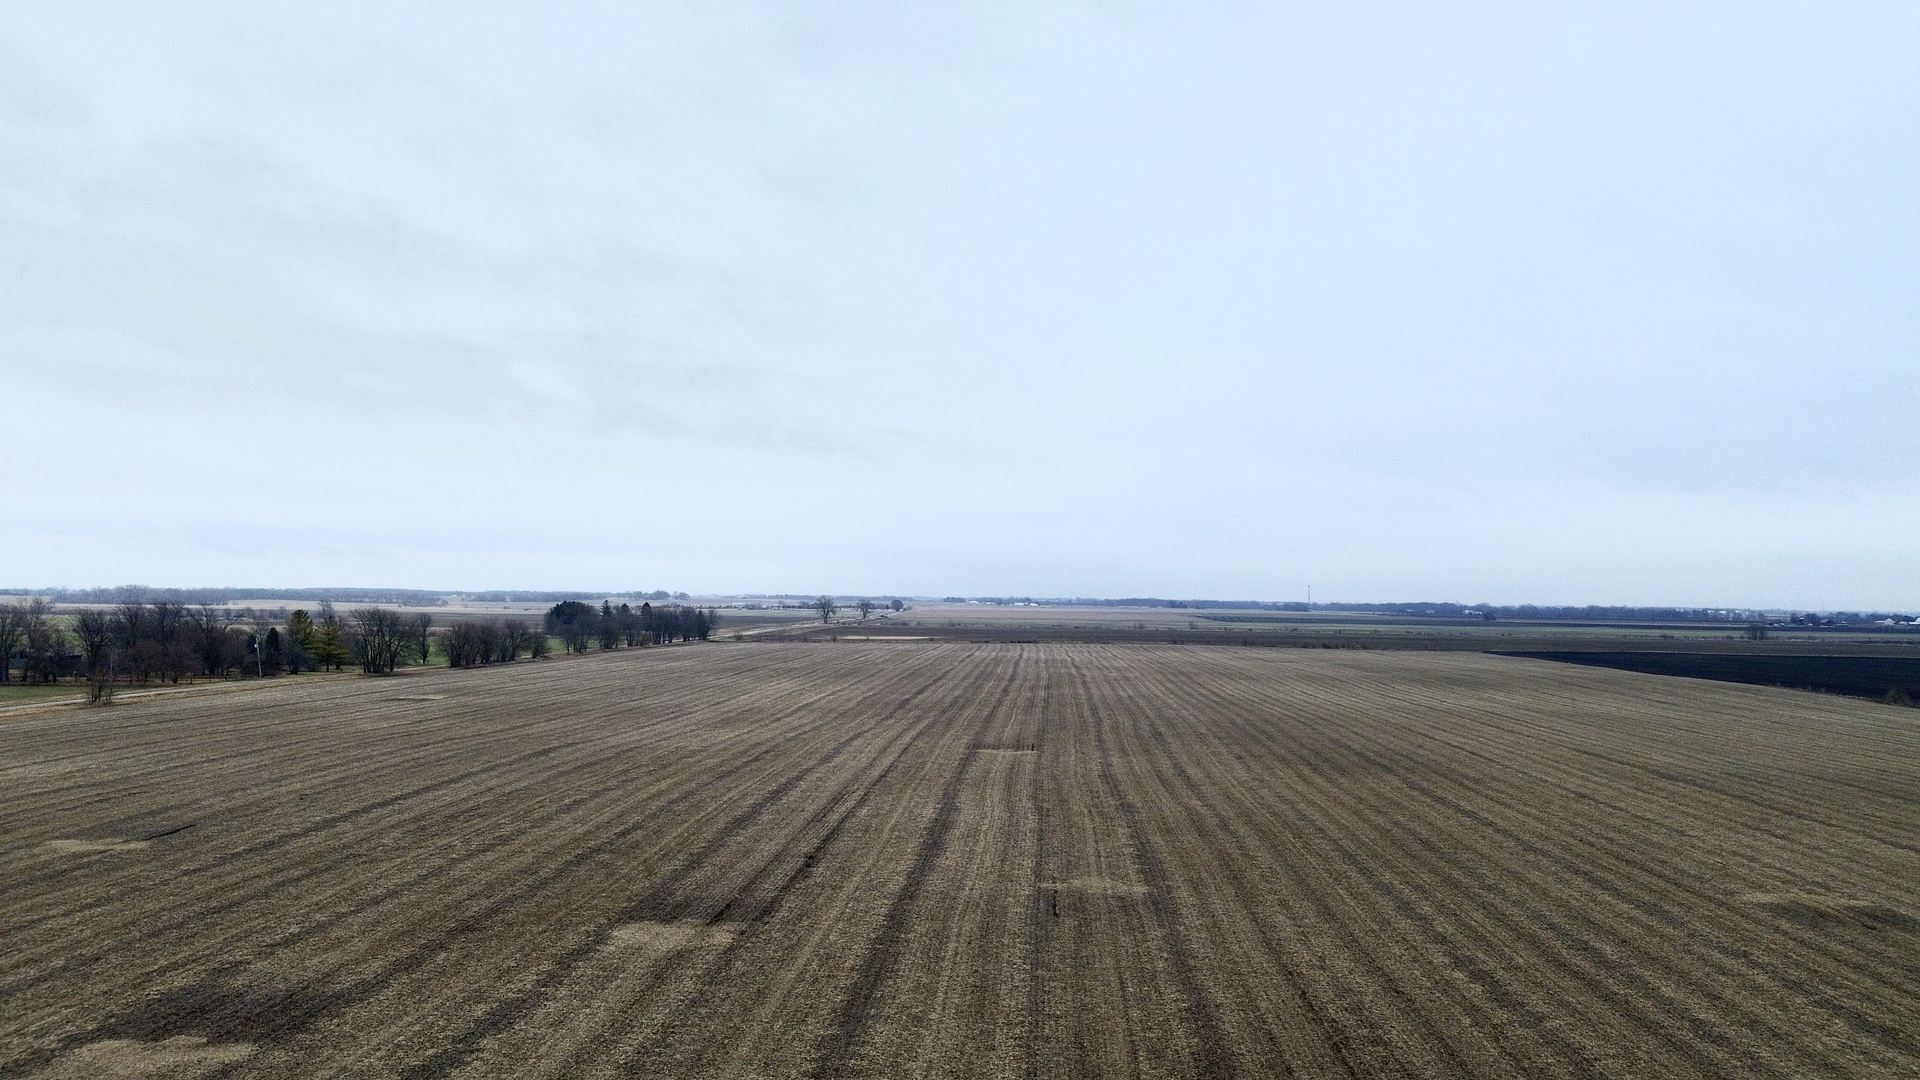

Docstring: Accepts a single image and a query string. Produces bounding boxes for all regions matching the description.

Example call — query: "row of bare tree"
[0,598,253,685]
[543,601,717,653]
[341,607,433,675]
[810,597,904,622]
[0,601,69,684]
[1,596,721,688]
[0,599,443,684]
[442,618,549,668]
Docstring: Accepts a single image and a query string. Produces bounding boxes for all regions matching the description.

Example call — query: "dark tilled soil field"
[1508,650,1920,703]
[3,643,1917,1077]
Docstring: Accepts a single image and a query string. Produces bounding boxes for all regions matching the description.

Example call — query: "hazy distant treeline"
[5,586,449,607]
[470,590,688,603]
[2,586,692,607]
[913,597,1912,623]
[1313,602,1918,625]
[1039,598,1306,611]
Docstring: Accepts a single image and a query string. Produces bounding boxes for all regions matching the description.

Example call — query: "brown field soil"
[2,643,1917,1078]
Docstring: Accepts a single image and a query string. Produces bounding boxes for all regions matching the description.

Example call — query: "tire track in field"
[1156,650,1719,1075]
[1,695,765,997]
[808,650,1026,1078]
[2,648,953,1077]
[1372,746,1920,1064]
[334,650,975,1080]
[1068,655,1236,1080]
[1,647,825,841]
[1026,646,1212,1078]
[1126,650,1608,1077]
[1293,656,1920,1067]
[1136,648,1772,1074]
[0,653,792,914]
[396,717,926,1078]
[1424,657,1920,854]
[1373,659,1920,927]
[605,648,1020,1078]
[441,647,1010,1080]
[1159,648,1913,1074]
[1,641,840,922]
[0,726,634,1000]
[0,663,846,1074]
[815,647,1044,1079]
[1070,649,1362,1079]
[1027,649,1135,1078]
[1421,664,1920,938]
[1137,719,1476,1078]
[1024,649,1052,1080]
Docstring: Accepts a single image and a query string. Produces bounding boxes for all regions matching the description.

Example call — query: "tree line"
[542,601,717,654]
[442,617,550,667]
[0,599,438,685]
[809,597,903,622]
[0,598,721,690]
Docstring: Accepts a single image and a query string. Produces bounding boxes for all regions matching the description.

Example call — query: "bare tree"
[73,609,115,674]
[447,618,534,668]
[502,618,535,661]
[0,602,26,683]
[408,612,434,665]
[21,608,68,684]
[813,596,837,623]
[114,601,149,651]
[444,620,489,668]
[87,666,116,705]
[124,640,156,683]
[190,605,232,677]
[161,642,194,685]
[856,599,875,620]
[347,607,408,675]
[151,600,186,648]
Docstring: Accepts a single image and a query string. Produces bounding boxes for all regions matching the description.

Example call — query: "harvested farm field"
[4,643,1919,1078]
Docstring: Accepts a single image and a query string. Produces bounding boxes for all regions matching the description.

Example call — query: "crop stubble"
[1,644,1917,1077]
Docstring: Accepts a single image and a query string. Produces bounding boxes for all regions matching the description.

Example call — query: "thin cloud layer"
[3,2,1917,607]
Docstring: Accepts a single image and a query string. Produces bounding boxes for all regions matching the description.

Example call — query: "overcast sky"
[5,2,1917,607]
